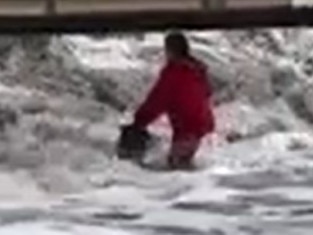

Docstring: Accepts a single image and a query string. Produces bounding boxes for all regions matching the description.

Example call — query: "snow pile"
[0,30,312,191]
[0,30,312,234]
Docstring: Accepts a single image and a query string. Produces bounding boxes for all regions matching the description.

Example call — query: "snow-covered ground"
[0,30,313,234]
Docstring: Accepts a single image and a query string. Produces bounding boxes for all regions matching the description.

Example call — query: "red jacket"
[134,57,215,138]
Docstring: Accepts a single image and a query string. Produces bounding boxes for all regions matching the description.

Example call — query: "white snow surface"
[0,30,313,234]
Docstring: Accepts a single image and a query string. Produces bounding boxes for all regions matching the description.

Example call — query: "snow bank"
[0,30,313,235]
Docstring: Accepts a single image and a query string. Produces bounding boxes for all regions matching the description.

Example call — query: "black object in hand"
[116,124,152,160]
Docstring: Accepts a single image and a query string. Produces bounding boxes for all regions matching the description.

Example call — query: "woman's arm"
[134,66,172,128]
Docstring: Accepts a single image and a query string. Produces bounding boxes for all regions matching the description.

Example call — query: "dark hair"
[165,32,190,58]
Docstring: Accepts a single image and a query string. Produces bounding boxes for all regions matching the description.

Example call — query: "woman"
[133,32,215,170]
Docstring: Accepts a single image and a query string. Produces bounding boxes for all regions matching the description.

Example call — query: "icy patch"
[0,222,135,235]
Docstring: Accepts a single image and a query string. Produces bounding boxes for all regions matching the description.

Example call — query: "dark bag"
[116,124,152,160]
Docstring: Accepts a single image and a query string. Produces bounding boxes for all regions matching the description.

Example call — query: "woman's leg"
[168,133,202,170]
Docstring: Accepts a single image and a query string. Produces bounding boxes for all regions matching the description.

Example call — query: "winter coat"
[134,57,215,138]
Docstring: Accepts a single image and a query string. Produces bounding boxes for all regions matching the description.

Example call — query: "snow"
[62,35,146,70]
[0,222,134,235]
[0,30,313,234]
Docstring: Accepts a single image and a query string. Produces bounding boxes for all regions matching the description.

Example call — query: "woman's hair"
[165,32,190,58]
